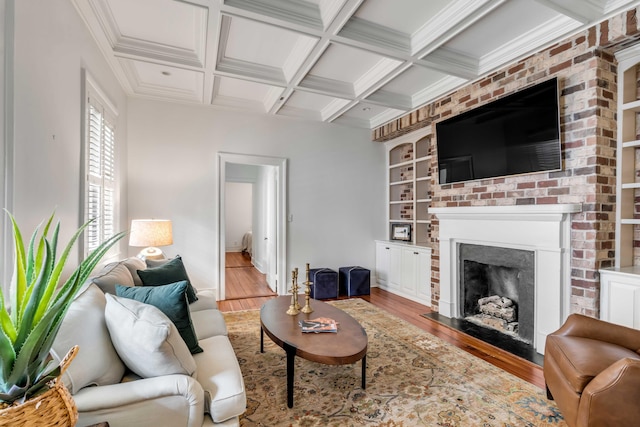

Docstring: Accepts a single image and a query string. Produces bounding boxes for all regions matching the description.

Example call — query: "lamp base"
[137,247,166,261]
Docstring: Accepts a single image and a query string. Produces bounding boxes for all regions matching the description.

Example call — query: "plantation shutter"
[85,87,117,255]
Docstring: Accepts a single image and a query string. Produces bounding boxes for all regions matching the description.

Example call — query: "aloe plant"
[0,212,125,404]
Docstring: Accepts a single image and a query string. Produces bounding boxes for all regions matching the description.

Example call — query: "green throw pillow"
[137,256,198,303]
[115,281,203,354]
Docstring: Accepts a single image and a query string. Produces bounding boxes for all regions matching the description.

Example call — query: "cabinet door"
[401,248,418,294]
[600,271,640,328]
[375,243,390,285]
[416,251,431,305]
[388,246,402,290]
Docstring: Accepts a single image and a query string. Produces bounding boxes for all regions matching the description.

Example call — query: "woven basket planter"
[0,346,79,427]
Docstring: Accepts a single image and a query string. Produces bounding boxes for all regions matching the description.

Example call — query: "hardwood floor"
[218,282,544,389]
[224,252,277,300]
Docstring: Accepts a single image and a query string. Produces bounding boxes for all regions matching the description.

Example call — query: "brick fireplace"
[372,8,640,320]
[432,204,581,354]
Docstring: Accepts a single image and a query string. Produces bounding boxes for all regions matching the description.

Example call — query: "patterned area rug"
[223,299,566,426]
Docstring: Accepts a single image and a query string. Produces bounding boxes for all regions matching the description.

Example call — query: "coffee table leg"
[284,342,295,408]
[362,355,366,389]
[260,327,264,353]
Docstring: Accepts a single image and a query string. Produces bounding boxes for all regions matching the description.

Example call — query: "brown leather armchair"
[544,313,640,427]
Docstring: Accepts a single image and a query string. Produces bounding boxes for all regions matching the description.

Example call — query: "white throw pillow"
[50,283,126,394]
[104,294,197,379]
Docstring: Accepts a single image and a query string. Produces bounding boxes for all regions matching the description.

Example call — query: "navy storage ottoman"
[309,268,338,299]
[339,266,371,297]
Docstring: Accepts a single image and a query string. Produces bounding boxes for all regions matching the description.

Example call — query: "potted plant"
[0,212,124,425]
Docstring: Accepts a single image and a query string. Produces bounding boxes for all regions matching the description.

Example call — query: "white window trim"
[81,70,119,258]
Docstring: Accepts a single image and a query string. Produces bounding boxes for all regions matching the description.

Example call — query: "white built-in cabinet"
[600,267,640,328]
[375,241,431,306]
[376,126,434,306]
[600,44,640,326]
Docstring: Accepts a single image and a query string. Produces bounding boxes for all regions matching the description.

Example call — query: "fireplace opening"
[459,244,534,345]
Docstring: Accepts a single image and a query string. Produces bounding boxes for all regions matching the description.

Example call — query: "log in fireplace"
[459,243,535,344]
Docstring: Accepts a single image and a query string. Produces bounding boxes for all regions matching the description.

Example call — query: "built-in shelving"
[613,45,640,268]
[600,44,640,326]
[385,127,432,246]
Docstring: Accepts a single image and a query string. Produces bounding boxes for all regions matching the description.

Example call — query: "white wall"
[9,0,129,270]
[224,182,252,252]
[127,98,386,292]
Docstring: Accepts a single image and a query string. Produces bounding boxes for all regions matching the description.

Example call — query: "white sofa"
[51,257,246,427]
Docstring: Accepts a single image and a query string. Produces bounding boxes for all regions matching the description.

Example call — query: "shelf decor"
[391,223,411,241]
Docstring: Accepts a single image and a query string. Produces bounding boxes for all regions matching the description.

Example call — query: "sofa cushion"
[121,256,146,286]
[50,283,126,394]
[194,335,246,423]
[188,288,218,312]
[138,256,198,304]
[116,282,203,354]
[191,309,228,340]
[104,294,197,378]
[92,261,135,295]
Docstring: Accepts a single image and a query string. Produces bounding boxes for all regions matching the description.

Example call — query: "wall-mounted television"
[435,78,561,185]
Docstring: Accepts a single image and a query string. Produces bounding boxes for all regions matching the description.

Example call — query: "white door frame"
[217,152,287,299]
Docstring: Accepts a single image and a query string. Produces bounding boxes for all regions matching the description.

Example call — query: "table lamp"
[129,219,173,260]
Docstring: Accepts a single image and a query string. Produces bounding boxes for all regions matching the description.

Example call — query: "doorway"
[217,153,287,300]
[223,179,274,299]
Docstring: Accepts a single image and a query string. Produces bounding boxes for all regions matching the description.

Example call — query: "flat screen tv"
[435,78,561,184]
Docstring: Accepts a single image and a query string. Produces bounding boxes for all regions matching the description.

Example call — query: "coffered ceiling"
[71,0,640,129]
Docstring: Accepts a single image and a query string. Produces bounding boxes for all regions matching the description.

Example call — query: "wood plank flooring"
[219,272,544,389]
[224,252,277,300]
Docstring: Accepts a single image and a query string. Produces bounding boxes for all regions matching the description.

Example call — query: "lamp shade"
[129,219,173,247]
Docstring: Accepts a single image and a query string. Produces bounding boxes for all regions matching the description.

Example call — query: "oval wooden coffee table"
[260,296,368,408]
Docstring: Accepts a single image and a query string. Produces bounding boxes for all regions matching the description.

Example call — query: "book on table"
[299,317,338,333]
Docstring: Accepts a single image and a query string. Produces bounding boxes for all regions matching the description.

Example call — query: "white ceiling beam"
[411,0,504,55]
[534,0,598,23]
[223,0,325,29]
[338,16,411,54]
[414,0,507,59]
[297,75,355,98]
[365,90,413,110]
[204,4,222,105]
[419,49,479,80]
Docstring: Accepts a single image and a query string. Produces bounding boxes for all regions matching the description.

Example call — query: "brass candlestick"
[301,263,313,314]
[286,269,300,315]
[293,268,301,311]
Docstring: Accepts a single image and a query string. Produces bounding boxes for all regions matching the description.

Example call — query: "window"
[83,76,118,255]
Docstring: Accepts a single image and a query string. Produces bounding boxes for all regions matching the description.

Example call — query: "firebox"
[458,244,535,344]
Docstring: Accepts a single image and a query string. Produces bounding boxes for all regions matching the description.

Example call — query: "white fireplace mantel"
[431,203,582,354]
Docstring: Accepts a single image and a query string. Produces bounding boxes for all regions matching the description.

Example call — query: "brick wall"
[373,7,640,317]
